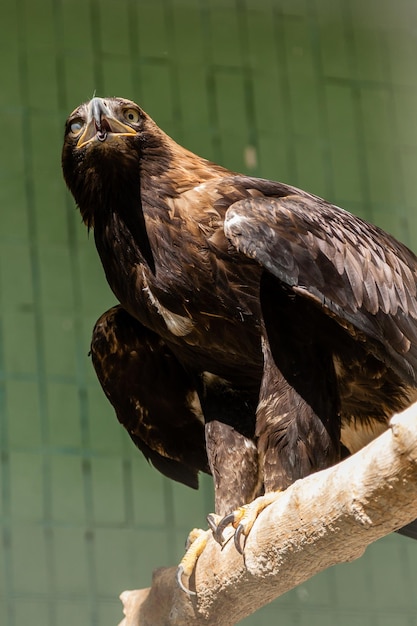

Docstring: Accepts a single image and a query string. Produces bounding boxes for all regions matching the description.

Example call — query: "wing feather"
[90,306,210,488]
[224,195,417,383]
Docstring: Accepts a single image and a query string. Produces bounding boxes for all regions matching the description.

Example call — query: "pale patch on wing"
[192,182,209,193]
[186,390,204,424]
[244,437,258,451]
[161,307,195,336]
[225,211,250,235]
[142,276,194,337]
[340,419,387,454]
[202,371,231,387]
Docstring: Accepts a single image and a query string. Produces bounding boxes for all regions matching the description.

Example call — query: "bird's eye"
[123,108,141,124]
[70,119,84,134]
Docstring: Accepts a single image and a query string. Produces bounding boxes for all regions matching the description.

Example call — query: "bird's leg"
[208,322,342,556]
[205,419,261,514]
[176,417,260,594]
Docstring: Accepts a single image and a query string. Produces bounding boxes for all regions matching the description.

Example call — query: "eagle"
[62,97,417,588]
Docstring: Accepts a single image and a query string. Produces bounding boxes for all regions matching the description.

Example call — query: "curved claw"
[206,513,221,534]
[212,512,237,545]
[234,523,246,554]
[176,564,196,596]
[211,493,283,555]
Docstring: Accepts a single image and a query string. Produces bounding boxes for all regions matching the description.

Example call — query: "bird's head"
[62,96,228,229]
[69,97,141,147]
[62,97,169,227]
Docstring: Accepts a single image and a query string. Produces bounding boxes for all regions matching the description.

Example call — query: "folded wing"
[224,194,417,384]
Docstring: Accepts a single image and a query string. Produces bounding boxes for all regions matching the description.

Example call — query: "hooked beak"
[76,97,136,148]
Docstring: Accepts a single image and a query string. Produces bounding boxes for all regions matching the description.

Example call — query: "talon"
[210,492,284,555]
[234,523,246,554]
[206,513,221,534]
[176,564,196,596]
[231,491,283,552]
[213,512,238,545]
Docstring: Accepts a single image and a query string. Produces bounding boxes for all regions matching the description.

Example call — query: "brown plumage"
[62,97,417,537]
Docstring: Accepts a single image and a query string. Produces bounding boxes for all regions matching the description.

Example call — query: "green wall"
[1,0,417,624]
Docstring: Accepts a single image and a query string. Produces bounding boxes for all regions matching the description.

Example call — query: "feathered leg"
[213,274,342,550]
[178,378,261,593]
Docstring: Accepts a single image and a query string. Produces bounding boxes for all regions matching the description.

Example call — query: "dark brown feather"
[90,306,209,488]
[62,97,417,524]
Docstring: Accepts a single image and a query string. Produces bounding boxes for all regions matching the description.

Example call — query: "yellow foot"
[176,527,213,595]
[209,491,282,554]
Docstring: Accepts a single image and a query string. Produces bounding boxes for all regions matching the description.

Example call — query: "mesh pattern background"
[1,0,417,624]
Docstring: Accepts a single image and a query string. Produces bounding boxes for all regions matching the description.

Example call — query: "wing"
[90,305,210,488]
[224,194,417,384]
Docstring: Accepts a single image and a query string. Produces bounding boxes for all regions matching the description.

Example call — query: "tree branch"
[117,403,417,626]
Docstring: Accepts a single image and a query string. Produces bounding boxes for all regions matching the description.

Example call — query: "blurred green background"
[2,0,417,624]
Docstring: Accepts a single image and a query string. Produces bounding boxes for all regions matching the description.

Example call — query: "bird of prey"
[62,97,417,590]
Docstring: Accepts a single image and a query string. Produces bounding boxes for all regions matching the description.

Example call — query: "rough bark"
[118,403,417,626]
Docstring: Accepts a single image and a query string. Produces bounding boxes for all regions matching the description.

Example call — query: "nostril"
[101,118,112,132]
[95,117,111,132]
[95,117,111,142]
